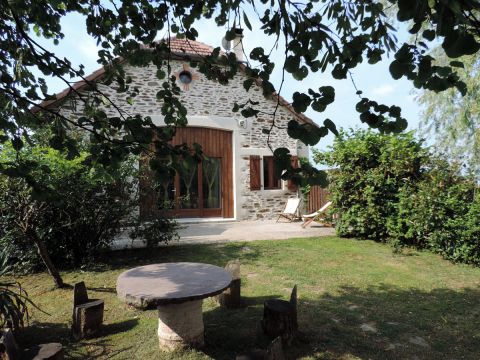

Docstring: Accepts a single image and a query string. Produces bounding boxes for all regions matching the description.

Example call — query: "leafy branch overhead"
[1,0,479,185]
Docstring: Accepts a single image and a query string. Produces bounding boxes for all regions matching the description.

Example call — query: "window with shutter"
[249,155,261,190]
[287,156,299,192]
[263,156,282,190]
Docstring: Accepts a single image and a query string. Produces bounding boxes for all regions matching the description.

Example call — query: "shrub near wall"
[0,145,137,272]
[314,129,480,265]
[0,143,180,274]
[314,129,428,241]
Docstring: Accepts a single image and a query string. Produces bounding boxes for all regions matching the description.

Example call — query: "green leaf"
[422,29,435,41]
[285,56,300,73]
[225,29,236,41]
[292,92,311,113]
[243,78,254,91]
[243,11,252,31]
[293,66,308,81]
[389,60,404,80]
[449,61,464,68]
[443,31,480,58]
[323,119,339,136]
[11,137,23,151]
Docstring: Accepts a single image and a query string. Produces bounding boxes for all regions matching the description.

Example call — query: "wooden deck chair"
[276,198,301,223]
[301,201,332,228]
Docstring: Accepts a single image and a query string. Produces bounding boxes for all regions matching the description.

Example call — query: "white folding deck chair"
[301,201,333,228]
[276,198,301,222]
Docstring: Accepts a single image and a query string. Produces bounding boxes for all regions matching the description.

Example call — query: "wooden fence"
[306,186,330,213]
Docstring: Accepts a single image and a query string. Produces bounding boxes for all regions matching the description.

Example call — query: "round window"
[178,70,193,84]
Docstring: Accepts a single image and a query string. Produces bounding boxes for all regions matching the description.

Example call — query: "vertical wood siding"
[306,186,330,213]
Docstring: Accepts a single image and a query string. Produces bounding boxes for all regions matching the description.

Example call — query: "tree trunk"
[26,229,65,288]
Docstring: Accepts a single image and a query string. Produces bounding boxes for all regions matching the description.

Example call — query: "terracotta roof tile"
[165,37,215,56]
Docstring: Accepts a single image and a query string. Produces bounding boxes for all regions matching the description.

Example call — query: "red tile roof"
[161,37,215,57]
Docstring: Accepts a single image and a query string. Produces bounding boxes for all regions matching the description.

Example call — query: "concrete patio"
[113,220,335,249]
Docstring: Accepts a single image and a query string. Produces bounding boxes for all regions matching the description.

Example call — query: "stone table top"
[116,262,232,308]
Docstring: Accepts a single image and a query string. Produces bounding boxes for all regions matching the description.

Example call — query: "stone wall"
[57,59,311,220]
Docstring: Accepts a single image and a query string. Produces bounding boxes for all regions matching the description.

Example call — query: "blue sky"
[37,11,424,153]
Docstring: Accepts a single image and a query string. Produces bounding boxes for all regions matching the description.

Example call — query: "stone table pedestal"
[116,262,232,350]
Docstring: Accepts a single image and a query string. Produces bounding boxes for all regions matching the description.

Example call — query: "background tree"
[416,51,480,176]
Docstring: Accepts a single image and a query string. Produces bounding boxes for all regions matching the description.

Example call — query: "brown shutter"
[287,156,299,192]
[250,155,261,190]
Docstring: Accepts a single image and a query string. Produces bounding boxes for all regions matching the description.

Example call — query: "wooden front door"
[140,127,234,219]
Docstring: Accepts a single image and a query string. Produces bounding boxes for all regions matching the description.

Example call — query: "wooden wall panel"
[306,186,330,214]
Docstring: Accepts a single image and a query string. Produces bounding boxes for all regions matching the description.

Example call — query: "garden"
[2,1,480,358]
[1,129,480,359]
[2,238,480,359]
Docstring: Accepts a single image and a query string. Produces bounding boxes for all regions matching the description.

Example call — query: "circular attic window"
[178,70,193,84]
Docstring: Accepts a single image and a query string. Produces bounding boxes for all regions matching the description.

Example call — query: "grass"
[5,236,480,359]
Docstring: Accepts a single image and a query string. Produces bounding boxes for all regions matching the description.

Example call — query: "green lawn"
[7,237,480,359]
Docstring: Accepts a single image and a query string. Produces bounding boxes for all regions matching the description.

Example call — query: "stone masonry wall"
[58,60,310,220]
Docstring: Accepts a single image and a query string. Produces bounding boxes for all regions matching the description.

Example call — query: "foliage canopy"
[1,0,480,184]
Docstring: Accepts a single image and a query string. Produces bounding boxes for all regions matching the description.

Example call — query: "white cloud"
[371,84,396,97]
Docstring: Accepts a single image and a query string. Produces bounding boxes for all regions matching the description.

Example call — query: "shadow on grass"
[200,285,480,360]
[17,319,138,359]
[98,242,263,270]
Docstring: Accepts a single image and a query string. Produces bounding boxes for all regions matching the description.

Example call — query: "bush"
[314,129,480,265]
[389,159,479,264]
[314,129,428,241]
[0,248,34,330]
[0,144,179,273]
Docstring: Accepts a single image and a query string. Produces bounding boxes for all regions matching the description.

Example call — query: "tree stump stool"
[72,281,104,340]
[217,260,242,308]
[261,286,298,344]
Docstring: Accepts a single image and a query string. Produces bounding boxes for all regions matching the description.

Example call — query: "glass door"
[155,157,222,218]
[202,157,222,216]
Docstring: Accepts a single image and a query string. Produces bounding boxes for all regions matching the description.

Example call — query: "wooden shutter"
[287,156,299,192]
[250,155,261,190]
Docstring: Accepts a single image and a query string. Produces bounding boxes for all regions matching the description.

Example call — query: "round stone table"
[116,262,232,350]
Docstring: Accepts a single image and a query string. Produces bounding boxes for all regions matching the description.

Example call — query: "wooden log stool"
[0,329,64,360]
[72,281,104,340]
[235,336,284,360]
[217,260,242,308]
[261,285,298,344]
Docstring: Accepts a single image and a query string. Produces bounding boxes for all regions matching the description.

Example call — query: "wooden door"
[139,127,233,219]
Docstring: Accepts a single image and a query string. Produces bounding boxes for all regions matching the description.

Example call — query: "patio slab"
[113,220,335,249]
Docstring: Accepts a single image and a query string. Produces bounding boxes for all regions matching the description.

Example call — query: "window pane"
[203,158,221,208]
[264,156,281,189]
[179,162,199,209]
[156,181,175,210]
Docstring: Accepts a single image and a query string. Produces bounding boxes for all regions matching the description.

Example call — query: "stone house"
[35,35,319,221]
